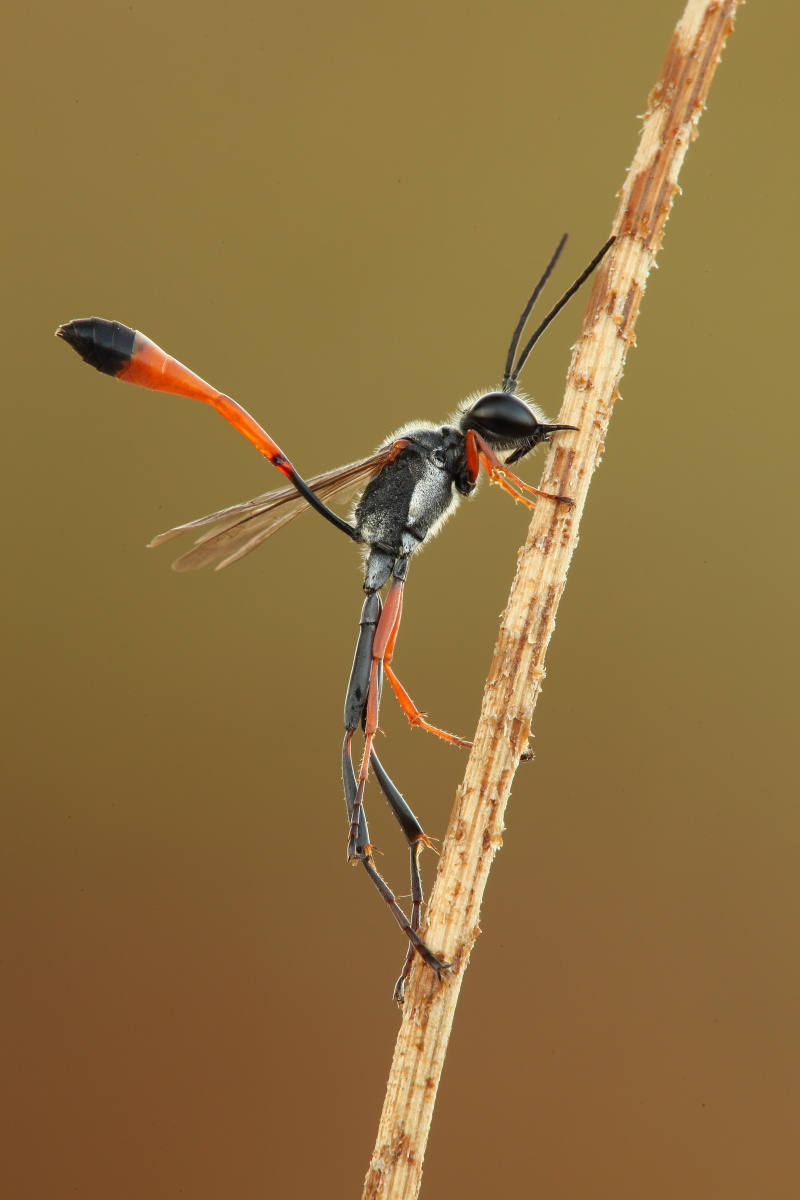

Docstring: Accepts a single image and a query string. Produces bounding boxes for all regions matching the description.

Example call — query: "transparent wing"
[147,451,390,572]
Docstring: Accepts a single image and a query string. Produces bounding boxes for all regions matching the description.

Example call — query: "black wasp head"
[459,390,576,463]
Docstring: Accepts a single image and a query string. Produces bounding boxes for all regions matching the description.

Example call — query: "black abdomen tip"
[56,317,136,377]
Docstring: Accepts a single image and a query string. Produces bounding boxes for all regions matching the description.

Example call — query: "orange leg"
[380,579,474,750]
[383,666,473,749]
[465,429,574,508]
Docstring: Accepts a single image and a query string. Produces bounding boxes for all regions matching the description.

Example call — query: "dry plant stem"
[362,1,742,1197]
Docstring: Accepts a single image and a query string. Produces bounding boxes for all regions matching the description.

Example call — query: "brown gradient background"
[2,3,797,1197]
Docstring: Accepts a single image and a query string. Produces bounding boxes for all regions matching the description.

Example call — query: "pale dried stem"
[362,2,742,1196]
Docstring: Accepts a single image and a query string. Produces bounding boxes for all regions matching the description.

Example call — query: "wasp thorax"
[462,391,542,440]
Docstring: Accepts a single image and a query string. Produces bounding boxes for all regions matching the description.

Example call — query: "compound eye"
[467,391,540,439]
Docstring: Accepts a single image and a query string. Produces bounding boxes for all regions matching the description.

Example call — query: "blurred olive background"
[2,2,797,1197]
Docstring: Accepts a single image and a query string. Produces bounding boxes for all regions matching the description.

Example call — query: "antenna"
[506,234,616,390]
[502,233,568,392]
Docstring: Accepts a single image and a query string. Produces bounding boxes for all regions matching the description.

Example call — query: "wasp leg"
[343,593,382,861]
[392,845,425,1004]
[345,580,403,862]
[342,731,371,857]
[342,590,449,992]
[383,664,473,749]
[370,750,433,1003]
[376,571,474,749]
[465,429,574,507]
[380,594,533,760]
[360,854,449,981]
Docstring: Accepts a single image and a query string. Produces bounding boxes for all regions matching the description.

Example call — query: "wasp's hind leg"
[343,593,382,862]
[369,749,436,1003]
[343,589,449,995]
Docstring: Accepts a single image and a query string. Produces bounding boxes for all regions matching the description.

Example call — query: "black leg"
[343,593,382,859]
[359,853,446,978]
[392,843,425,1004]
[369,748,429,847]
[370,749,432,1003]
[342,730,370,853]
[342,591,449,993]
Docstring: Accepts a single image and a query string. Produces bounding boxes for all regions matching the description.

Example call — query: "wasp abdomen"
[56,318,136,378]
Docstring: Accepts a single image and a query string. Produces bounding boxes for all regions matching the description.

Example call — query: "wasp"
[57,233,613,999]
